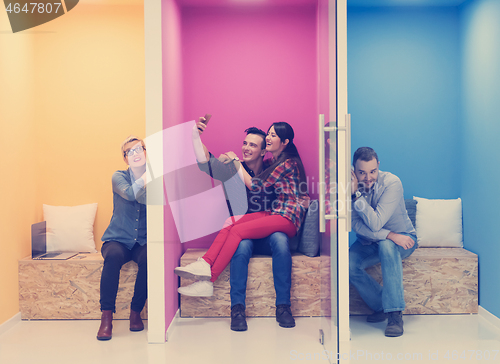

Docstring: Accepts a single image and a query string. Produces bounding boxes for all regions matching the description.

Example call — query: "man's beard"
[358,181,373,193]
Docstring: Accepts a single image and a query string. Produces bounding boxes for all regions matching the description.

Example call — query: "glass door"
[317,0,337,359]
[319,115,338,360]
[319,0,349,362]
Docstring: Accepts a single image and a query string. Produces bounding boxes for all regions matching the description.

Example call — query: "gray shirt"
[197,153,276,216]
[352,170,416,245]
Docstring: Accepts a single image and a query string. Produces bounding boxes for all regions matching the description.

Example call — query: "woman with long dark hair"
[175,122,308,312]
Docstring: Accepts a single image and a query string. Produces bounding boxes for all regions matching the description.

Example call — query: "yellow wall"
[0,16,37,326]
[0,1,145,325]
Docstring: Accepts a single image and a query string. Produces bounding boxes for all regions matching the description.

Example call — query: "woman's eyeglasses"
[124,145,145,157]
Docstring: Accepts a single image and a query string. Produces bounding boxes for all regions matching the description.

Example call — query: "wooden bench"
[179,249,322,318]
[18,253,147,320]
[349,247,478,315]
[180,247,478,318]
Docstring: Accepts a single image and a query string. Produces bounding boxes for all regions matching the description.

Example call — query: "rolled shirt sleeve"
[197,152,238,182]
[352,207,391,241]
[112,170,146,204]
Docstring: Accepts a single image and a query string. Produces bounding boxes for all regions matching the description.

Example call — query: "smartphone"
[202,114,212,125]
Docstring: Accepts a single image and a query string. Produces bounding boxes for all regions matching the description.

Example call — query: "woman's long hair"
[257,121,308,196]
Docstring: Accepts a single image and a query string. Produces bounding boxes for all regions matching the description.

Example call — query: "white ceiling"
[175,0,318,6]
[82,0,469,7]
[348,0,469,7]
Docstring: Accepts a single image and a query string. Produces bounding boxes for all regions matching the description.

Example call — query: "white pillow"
[413,196,463,248]
[43,203,98,253]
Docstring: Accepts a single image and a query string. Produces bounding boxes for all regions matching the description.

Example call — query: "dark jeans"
[230,232,292,307]
[100,241,147,313]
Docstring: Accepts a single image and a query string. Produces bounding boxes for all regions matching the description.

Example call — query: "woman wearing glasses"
[97,136,148,341]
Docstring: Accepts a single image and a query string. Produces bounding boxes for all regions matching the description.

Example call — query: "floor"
[348,314,500,364]
[1,314,499,364]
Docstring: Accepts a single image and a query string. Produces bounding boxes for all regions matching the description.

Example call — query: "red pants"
[202,212,296,282]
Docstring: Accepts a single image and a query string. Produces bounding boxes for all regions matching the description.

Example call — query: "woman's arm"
[131,172,147,202]
[112,171,146,204]
[255,159,291,189]
[252,159,303,203]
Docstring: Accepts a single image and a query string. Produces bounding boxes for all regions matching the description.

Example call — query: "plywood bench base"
[19,253,147,320]
[350,247,478,315]
[180,249,321,318]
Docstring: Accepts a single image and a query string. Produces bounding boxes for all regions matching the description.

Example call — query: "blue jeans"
[230,232,291,307]
[349,234,417,313]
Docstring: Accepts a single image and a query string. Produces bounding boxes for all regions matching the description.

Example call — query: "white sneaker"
[174,257,211,281]
[178,281,214,297]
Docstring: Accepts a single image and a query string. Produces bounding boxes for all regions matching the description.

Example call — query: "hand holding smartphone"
[202,114,212,124]
[198,114,212,132]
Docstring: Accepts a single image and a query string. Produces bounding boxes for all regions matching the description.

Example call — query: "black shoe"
[276,304,295,328]
[367,310,387,323]
[385,311,404,337]
[230,304,247,332]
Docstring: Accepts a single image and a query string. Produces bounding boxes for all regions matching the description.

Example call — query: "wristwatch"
[233,156,240,162]
[351,190,362,200]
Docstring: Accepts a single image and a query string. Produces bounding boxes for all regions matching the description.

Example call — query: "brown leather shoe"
[96,310,113,340]
[129,310,144,332]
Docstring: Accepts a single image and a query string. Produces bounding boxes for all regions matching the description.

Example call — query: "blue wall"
[348,7,461,200]
[460,0,500,318]
[348,1,500,318]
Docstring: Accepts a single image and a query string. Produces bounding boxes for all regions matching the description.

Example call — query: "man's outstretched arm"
[192,120,210,163]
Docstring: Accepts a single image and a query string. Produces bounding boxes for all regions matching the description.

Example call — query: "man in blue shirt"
[97,136,147,341]
[350,147,417,337]
[186,119,295,331]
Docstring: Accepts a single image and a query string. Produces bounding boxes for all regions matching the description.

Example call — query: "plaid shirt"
[251,159,307,232]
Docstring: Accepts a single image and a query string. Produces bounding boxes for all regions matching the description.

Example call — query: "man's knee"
[377,239,399,256]
[348,254,358,276]
[349,250,366,276]
[269,232,290,253]
[233,239,253,260]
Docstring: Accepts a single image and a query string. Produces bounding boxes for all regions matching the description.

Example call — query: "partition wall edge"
[336,0,351,349]
[145,0,166,344]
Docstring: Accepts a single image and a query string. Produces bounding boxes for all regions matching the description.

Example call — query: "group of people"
[95,117,417,341]
[175,118,308,331]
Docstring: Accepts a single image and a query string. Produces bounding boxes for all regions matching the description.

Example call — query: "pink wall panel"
[161,1,332,334]
[180,5,319,251]
[318,0,331,123]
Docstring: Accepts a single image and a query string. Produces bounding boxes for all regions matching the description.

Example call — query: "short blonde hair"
[121,135,146,156]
